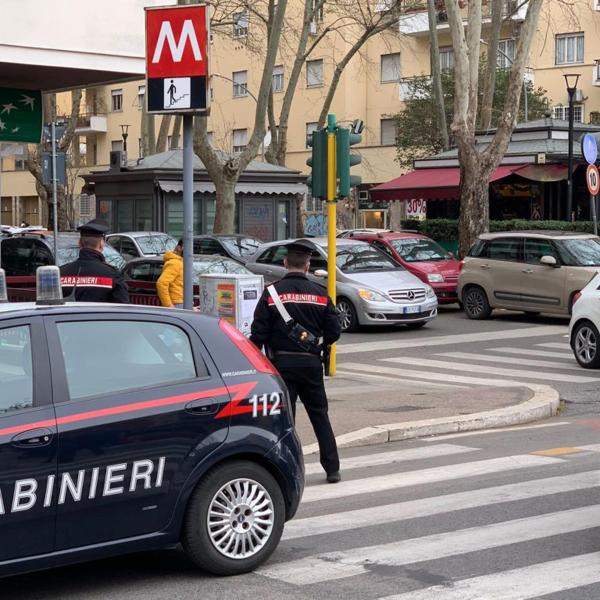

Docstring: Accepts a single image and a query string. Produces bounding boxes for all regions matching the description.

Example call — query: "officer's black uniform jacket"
[60,248,129,303]
[250,272,341,364]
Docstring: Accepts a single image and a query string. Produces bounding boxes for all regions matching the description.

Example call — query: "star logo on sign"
[0,119,5,131]
[20,94,36,110]
[1,103,17,115]
[11,127,19,133]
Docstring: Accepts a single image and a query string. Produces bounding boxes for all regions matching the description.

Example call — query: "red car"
[349,231,461,303]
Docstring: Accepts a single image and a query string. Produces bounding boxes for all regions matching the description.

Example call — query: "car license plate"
[403,305,421,314]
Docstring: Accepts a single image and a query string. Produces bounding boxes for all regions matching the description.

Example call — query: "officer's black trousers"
[275,364,340,475]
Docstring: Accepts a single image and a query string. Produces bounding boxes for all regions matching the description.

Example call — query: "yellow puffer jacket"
[156,251,183,307]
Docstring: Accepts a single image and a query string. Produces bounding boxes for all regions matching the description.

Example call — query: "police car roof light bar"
[0,269,8,304]
[36,266,65,306]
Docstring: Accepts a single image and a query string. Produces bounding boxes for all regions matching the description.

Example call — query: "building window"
[232,129,247,153]
[306,122,319,148]
[137,85,145,110]
[497,39,515,69]
[311,0,324,21]
[555,32,584,65]
[273,65,284,92]
[233,70,248,97]
[380,53,401,83]
[307,59,324,88]
[14,159,25,171]
[595,60,600,82]
[233,12,249,37]
[553,105,584,123]
[111,89,123,112]
[111,140,124,152]
[80,194,92,218]
[440,47,454,72]
[380,118,396,146]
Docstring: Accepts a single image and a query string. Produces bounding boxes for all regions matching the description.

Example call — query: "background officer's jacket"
[250,272,340,359]
[60,248,129,303]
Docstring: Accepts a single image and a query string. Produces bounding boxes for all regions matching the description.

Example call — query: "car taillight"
[458,260,465,272]
[572,291,582,305]
[219,319,278,375]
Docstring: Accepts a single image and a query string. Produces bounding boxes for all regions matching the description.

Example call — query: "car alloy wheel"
[574,324,598,366]
[337,298,357,332]
[463,287,491,320]
[207,478,275,560]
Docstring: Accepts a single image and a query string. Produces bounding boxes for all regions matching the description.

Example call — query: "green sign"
[0,88,43,143]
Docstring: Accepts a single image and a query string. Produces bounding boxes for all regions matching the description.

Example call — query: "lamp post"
[564,73,580,222]
[119,124,130,153]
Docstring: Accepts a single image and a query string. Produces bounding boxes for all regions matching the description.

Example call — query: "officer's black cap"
[285,239,316,256]
[77,218,109,238]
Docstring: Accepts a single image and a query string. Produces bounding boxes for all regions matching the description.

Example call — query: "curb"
[303,384,560,455]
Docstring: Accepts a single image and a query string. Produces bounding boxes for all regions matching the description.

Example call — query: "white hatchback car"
[569,272,600,368]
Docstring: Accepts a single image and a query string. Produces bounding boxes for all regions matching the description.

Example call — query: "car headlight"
[425,286,436,298]
[427,273,444,283]
[358,288,387,302]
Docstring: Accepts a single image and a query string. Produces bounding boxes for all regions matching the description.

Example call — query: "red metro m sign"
[145,4,209,114]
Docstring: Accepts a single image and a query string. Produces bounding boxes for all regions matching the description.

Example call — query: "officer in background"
[60,218,129,303]
[250,240,341,483]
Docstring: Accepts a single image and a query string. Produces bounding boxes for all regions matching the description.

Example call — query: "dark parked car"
[193,235,262,264]
[106,232,178,262]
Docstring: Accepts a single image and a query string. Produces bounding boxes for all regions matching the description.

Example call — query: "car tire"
[524,311,540,317]
[337,297,359,332]
[572,321,600,369]
[462,286,492,320]
[182,461,285,576]
[405,321,427,329]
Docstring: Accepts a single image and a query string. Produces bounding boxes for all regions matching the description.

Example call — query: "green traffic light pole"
[326,114,338,375]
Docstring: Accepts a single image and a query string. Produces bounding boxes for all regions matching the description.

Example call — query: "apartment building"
[2,0,600,230]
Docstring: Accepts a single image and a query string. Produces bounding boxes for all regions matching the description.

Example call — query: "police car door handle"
[184,399,219,416]
[11,427,54,448]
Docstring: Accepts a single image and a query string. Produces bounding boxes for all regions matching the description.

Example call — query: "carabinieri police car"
[0,267,303,577]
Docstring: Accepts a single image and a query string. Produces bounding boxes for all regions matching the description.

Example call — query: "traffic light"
[306,127,328,199]
[336,120,362,198]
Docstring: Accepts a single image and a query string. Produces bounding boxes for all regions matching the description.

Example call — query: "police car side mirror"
[314,269,328,278]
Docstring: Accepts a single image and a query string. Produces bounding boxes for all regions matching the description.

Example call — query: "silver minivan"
[245,238,438,332]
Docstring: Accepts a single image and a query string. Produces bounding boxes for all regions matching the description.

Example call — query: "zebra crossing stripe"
[261,504,600,586]
[379,551,600,600]
[491,347,574,359]
[301,455,562,503]
[384,357,598,383]
[304,444,477,476]
[536,342,572,350]
[283,469,600,540]
[437,351,585,372]
[422,421,570,441]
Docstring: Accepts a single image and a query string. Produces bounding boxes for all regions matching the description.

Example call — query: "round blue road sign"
[581,133,598,165]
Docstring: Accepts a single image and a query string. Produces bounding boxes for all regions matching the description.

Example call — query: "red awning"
[370,165,524,202]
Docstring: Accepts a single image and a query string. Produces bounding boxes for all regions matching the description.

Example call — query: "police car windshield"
[335,244,400,273]
[56,237,126,270]
[136,235,177,255]
[221,237,262,257]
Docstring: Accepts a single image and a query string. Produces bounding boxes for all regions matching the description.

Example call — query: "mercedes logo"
[407,290,415,300]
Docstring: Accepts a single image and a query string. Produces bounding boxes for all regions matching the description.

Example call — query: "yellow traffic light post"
[326,114,338,376]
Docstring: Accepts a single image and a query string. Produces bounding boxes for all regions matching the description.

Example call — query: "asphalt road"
[6,307,600,599]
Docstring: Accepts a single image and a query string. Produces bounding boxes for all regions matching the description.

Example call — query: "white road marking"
[337,326,567,355]
[304,444,477,476]
[333,369,468,389]
[491,347,574,359]
[437,351,586,371]
[537,342,572,350]
[380,552,600,600]
[342,362,528,387]
[421,421,570,441]
[283,469,600,540]
[302,455,562,503]
[384,357,598,383]
[261,505,600,586]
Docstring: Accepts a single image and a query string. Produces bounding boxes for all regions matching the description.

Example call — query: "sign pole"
[592,192,598,236]
[183,113,194,310]
[51,122,58,261]
[326,113,337,377]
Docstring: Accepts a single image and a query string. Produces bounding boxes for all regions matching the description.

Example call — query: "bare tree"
[445,0,543,257]
[193,0,289,233]
[427,0,449,150]
[478,0,503,130]
[26,90,83,230]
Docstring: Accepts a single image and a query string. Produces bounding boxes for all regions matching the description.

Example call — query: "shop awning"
[514,164,570,182]
[370,165,524,202]
[158,180,307,195]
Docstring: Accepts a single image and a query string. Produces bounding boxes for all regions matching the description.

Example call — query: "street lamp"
[119,124,130,153]
[564,73,580,222]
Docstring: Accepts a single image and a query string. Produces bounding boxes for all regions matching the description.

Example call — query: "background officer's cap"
[285,239,315,257]
[77,218,109,238]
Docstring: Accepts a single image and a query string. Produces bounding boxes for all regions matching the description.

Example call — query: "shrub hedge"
[400,219,597,241]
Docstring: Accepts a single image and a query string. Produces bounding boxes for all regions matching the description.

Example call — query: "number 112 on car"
[249,393,282,418]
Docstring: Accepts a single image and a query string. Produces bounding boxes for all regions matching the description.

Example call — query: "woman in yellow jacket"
[156,240,184,308]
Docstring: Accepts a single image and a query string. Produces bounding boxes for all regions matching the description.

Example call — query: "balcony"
[75,113,108,135]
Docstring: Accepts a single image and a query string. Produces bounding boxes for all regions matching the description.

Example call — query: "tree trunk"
[479,0,503,130]
[171,115,183,149]
[427,0,449,150]
[156,115,172,152]
[212,177,236,234]
[141,106,156,157]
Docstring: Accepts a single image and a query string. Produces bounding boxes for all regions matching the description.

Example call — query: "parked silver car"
[245,238,438,331]
[106,232,178,262]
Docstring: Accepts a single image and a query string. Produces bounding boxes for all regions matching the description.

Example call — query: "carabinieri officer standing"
[60,218,129,303]
[250,239,342,483]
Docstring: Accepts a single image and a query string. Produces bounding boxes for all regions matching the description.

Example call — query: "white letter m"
[152,19,202,64]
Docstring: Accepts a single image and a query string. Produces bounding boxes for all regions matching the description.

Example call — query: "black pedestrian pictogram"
[167,80,177,106]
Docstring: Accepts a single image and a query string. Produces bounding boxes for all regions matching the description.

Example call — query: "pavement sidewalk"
[294,370,558,454]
